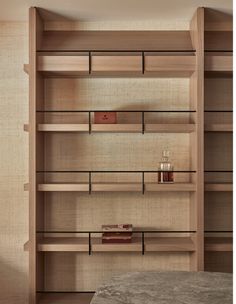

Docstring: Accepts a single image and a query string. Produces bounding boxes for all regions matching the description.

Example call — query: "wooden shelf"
[145,183,196,192]
[37,183,196,192]
[145,124,195,133]
[205,124,233,132]
[205,183,233,192]
[145,237,195,252]
[205,54,232,72]
[38,293,94,304]
[37,52,196,77]
[38,124,89,132]
[37,123,195,133]
[38,54,90,76]
[24,237,195,253]
[23,64,29,74]
[144,54,195,77]
[205,237,233,252]
[38,184,89,192]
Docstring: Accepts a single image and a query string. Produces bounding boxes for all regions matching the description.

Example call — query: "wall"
[0,22,28,304]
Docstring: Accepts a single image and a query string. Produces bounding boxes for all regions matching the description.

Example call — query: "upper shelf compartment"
[205,52,232,73]
[37,51,196,77]
[40,31,194,52]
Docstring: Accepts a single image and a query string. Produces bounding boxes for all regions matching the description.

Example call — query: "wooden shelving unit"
[203,8,233,272]
[24,7,232,304]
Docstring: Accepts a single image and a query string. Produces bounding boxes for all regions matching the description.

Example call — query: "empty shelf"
[38,124,89,132]
[145,124,195,133]
[205,237,233,252]
[37,54,90,76]
[24,237,195,253]
[38,184,89,192]
[144,54,196,77]
[205,124,232,132]
[145,183,196,192]
[145,237,195,252]
[205,183,233,191]
[38,293,94,304]
[205,54,232,72]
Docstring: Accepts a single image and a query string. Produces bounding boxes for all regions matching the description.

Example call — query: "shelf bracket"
[23,124,29,132]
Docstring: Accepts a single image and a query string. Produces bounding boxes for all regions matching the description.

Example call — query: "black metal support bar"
[142,51,145,74]
[89,232,92,255]
[88,111,91,134]
[142,172,145,194]
[36,170,196,173]
[142,232,145,255]
[37,230,197,234]
[89,51,92,74]
[89,172,92,194]
[36,110,197,113]
[142,111,145,134]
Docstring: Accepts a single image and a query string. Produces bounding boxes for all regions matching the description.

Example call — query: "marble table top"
[91,271,232,304]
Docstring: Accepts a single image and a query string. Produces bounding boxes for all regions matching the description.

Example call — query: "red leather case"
[94,112,117,124]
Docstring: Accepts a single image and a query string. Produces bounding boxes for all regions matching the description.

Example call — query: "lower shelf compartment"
[205,237,233,252]
[38,292,94,304]
[205,183,233,192]
[24,237,195,253]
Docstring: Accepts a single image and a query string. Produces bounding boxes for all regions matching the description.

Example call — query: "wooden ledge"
[23,64,29,74]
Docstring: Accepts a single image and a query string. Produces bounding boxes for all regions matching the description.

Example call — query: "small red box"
[94,112,117,124]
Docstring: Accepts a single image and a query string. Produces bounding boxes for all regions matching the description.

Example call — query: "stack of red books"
[102,224,133,244]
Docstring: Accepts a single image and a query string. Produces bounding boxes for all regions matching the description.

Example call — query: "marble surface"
[91,271,232,304]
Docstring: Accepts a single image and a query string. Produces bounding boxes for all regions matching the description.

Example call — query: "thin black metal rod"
[88,111,91,134]
[37,230,197,234]
[89,51,92,74]
[36,170,196,173]
[205,170,233,173]
[37,49,196,53]
[89,172,92,194]
[89,232,92,255]
[142,172,145,194]
[36,110,197,113]
[204,110,233,113]
[142,112,145,134]
[205,231,233,233]
[142,51,145,74]
[142,232,145,255]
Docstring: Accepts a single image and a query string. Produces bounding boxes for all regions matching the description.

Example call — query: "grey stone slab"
[91,271,232,304]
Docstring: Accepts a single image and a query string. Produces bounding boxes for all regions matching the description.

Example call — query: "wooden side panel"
[29,7,44,304]
[189,7,204,271]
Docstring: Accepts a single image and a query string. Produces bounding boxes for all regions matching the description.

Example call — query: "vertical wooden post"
[189,7,205,271]
[29,7,44,304]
